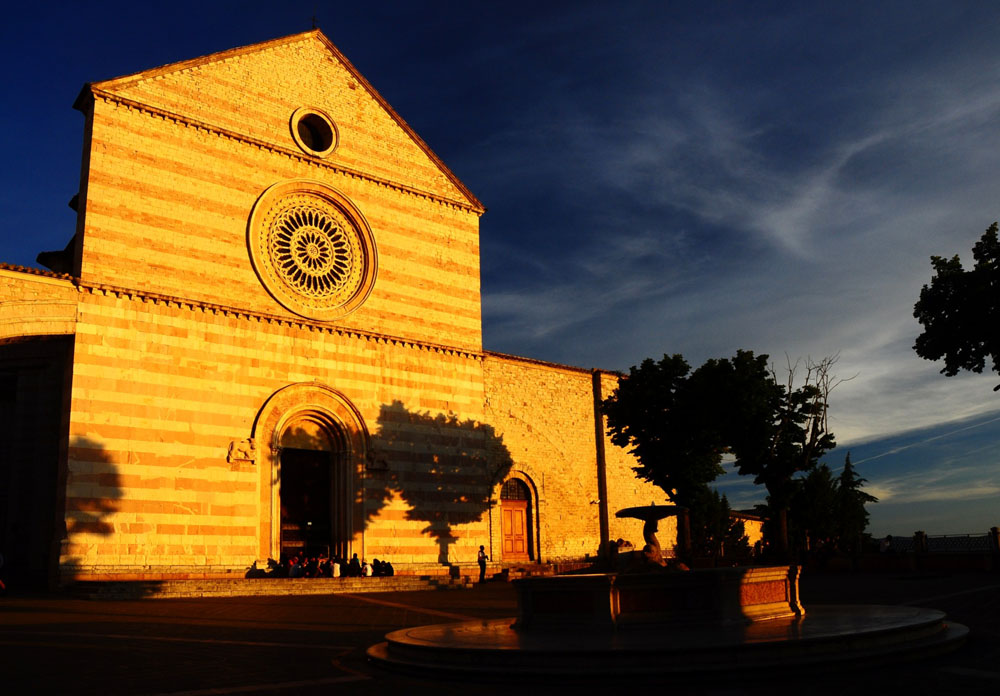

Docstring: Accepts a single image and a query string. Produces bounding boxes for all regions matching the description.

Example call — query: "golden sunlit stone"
[1,30,667,584]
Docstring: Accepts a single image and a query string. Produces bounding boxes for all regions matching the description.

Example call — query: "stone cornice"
[85,87,485,216]
[76,278,483,361]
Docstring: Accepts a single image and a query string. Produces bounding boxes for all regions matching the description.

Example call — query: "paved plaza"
[2,570,999,695]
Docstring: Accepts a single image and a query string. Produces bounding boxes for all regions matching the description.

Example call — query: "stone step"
[65,561,577,599]
[67,575,473,600]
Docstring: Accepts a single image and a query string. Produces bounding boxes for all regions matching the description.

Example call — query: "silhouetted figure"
[384,561,394,576]
[478,545,489,583]
[347,553,361,577]
[245,561,267,578]
[880,535,894,554]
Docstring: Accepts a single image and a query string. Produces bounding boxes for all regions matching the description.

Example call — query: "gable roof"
[78,30,484,213]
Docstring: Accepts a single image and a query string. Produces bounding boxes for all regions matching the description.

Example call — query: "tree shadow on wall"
[368,401,513,573]
[0,336,123,592]
[46,436,123,591]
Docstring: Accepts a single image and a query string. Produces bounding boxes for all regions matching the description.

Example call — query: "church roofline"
[0,262,75,284]
[78,29,485,214]
[483,349,623,378]
[75,87,482,214]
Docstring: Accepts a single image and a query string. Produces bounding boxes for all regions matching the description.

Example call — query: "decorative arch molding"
[252,382,369,559]
[493,468,540,504]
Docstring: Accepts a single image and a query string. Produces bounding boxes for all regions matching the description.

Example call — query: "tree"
[785,454,878,559]
[699,351,840,556]
[602,354,726,509]
[790,463,839,551]
[724,353,838,502]
[686,487,752,563]
[834,453,878,555]
[603,350,843,558]
[914,222,1000,390]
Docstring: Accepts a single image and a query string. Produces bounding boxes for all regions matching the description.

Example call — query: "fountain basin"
[368,564,967,677]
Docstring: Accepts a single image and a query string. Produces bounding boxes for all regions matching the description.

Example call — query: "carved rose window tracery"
[248,180,377,321]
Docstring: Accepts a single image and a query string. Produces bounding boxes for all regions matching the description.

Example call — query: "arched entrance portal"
[500,478,533,562]
[253,383,369,562]
[277,417,350,560]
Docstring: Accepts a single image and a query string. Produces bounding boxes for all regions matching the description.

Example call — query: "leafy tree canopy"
[603,350,839,514]
[689,350,838,508]
[601,354,725,508]
[914,222,1000,389]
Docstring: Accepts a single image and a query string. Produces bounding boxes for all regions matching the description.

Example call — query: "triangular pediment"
[87,30,482,212]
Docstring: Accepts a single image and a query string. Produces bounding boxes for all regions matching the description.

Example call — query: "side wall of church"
[482,357,670,563]
[62,287,489,578]
[0,268,79,341]
[483,355,603,561]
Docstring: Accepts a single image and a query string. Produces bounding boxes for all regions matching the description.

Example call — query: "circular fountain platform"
[367,567,967,677]
[368,604,967,677]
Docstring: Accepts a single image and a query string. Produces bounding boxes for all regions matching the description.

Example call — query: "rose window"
[271,203,354,297]
[248,181,377,321]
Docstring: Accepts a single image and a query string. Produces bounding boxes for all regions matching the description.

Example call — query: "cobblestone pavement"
[2,570,999,695]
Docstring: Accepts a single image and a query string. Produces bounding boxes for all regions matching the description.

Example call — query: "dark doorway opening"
[279,447,334,559]
[0,336,72,589]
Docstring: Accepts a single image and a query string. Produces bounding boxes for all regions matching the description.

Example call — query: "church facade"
[0,31,664,585]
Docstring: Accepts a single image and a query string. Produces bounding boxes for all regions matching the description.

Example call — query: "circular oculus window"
[290,107,338,158]
[248,180,377,321]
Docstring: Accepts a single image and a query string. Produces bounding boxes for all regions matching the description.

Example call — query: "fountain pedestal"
[514,565,802,632]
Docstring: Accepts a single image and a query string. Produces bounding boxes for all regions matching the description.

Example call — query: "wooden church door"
[500,479,531,561]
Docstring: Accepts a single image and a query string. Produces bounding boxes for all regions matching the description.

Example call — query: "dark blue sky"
[3,1,1000,534]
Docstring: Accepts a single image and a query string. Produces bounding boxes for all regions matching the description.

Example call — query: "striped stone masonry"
[1,29,664,585]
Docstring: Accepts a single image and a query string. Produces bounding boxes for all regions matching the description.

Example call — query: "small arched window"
[501,478,530,501]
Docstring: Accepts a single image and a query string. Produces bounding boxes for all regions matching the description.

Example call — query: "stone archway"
[498,473,539,563]
[253,383,368,561]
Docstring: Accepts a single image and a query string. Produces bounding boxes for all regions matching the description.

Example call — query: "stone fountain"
[614,502,678,568]
[368,504,967,678]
